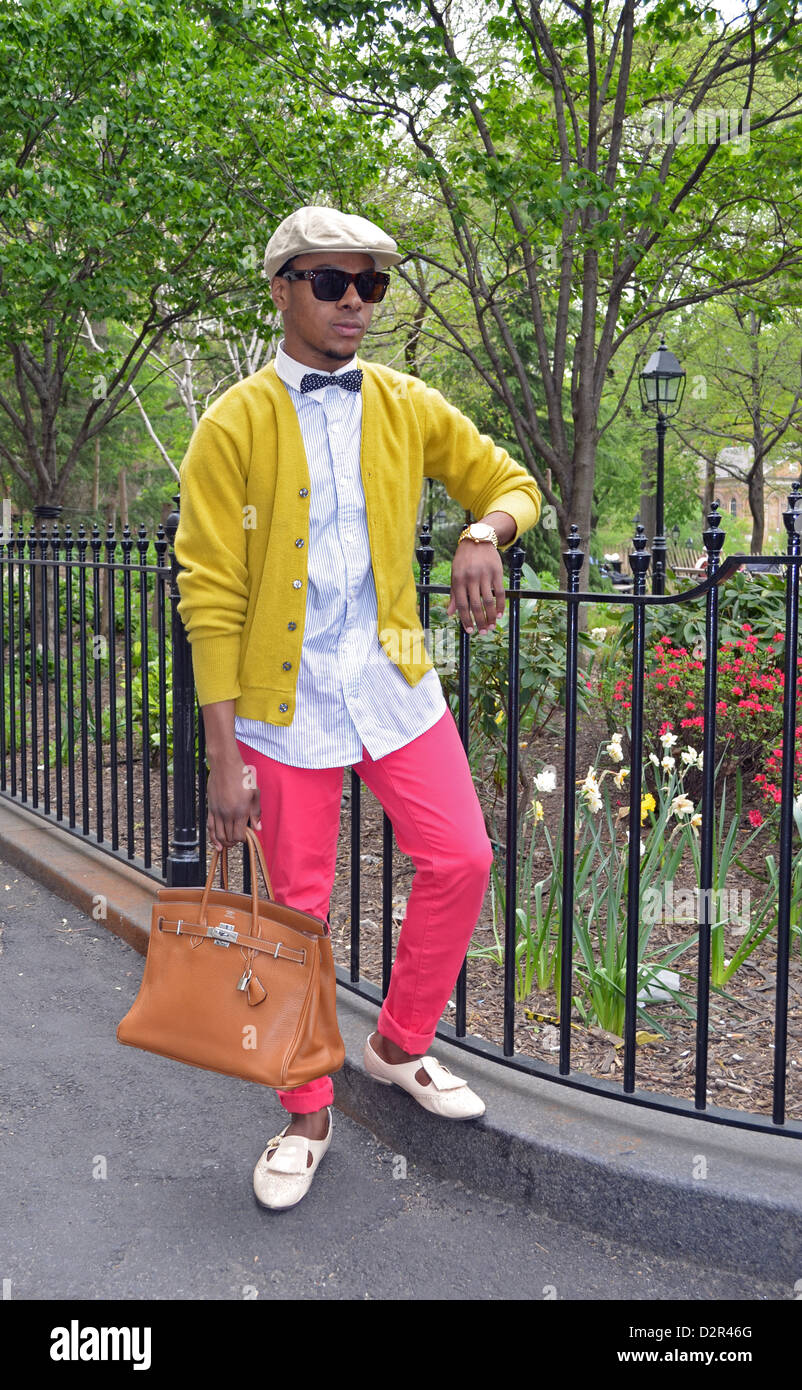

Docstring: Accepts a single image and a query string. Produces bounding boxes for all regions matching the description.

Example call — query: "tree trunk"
[558,437,595,607]
[119,465,128,530]
[748,459,765,554]
[702,455,716,526]
[98,499,116,640]
[92,437,100,511]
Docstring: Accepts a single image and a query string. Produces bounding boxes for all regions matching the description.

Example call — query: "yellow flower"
[640,792,656,825]
[534,801,544,822]
[494,710,505,725]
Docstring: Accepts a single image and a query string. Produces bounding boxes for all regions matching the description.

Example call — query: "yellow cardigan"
[174,358,542,723]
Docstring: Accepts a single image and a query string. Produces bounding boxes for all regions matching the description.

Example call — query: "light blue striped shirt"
[234,341,446,769]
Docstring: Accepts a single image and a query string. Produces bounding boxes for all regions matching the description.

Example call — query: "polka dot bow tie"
[299,369,363,394]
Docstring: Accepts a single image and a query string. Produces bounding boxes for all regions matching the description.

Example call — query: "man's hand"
[206,751,262,850]
[447,539,506,635]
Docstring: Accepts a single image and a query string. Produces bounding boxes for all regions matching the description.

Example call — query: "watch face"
[470,523,494,540]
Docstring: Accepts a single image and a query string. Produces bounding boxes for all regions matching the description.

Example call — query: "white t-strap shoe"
[364,1034,486,1119]
[253,1108,333,1210]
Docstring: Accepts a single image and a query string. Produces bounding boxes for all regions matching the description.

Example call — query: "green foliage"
[0,0,381,509]
[431,564,595,832]
[676,770,779,988]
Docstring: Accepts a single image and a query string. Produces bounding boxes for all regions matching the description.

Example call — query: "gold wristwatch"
[457,522,499,549]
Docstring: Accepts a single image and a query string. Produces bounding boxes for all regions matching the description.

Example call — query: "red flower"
[748,810,764,828]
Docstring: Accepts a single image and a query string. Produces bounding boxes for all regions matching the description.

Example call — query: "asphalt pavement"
[1,857,795,1306]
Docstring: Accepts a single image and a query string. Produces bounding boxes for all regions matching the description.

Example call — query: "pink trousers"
[236,709,493,1114]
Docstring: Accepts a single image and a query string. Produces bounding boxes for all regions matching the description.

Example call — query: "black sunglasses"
[281,267,390,303]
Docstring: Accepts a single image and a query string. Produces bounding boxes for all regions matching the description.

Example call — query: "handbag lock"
[208,923,238,947]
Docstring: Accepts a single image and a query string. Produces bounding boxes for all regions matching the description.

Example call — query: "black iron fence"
[1,485,801,1139]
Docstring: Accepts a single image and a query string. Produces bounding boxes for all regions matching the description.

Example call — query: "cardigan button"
[292,579,302,589]
[299,488,309,498]
[287,621,297,631]
[295,538,304,547]
[282,661,292,671]
[279,703,288,713]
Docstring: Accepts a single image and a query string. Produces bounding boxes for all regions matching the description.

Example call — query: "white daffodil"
[613,767,629,789]
[607,740,625,763]
[680,746,699,766]
[697,751,704,770]
[624,830,646,856]
[649,752,660,767]
[535,768,557,793]
[660,731,679,748]
[690,813,702,830]
[671,793,695,817]
[591,627,608,642]
[580,766,603,814]
[661,755,675,771]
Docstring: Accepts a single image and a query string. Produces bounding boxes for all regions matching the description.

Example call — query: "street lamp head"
[671,523,680,542]
[639,336,686,417]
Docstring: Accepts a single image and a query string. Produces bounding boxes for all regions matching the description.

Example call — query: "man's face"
[270,250,377,371]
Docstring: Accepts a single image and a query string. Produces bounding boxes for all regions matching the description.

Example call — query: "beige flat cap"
[264,206,403,280]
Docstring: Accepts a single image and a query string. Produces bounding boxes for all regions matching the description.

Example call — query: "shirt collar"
[275,340,358,394]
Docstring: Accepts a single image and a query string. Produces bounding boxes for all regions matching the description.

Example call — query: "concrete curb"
[2,798,801,1282]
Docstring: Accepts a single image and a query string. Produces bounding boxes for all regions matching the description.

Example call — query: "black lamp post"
[638,337,685,595]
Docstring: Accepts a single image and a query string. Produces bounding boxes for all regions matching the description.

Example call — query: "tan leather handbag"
[117,827,345,1089]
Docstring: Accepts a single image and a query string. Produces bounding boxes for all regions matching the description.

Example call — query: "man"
[174,206,541,1210]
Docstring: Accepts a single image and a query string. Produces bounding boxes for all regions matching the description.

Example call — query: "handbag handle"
[199,827,276,938]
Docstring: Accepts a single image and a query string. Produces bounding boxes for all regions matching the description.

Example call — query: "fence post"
[772,479,802,1123]
[558,524,583,1073]
[164,492,200,887]
[694,500,725,1110]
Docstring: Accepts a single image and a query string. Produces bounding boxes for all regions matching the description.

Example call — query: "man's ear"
[270,274,289,310]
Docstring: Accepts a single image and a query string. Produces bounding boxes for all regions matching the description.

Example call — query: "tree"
[672,291,802,551]
[217,0,802,584]
[0,0,360,511]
